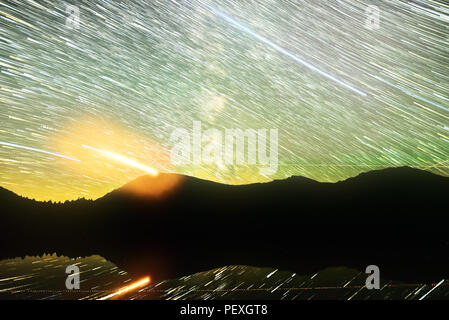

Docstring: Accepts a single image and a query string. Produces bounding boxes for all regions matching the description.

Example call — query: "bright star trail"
[419,279,445,300]
[82,145,159,176]
[208,6,368,97]
[0,0,448,201]
[0,141,80,162]
[98,276,151,300]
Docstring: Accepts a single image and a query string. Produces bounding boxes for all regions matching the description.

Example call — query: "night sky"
[0,0,448,201]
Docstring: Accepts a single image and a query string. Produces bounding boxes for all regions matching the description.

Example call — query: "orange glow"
[99,276,150,300]
[120,173,184,198]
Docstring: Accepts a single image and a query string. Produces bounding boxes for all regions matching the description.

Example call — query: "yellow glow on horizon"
[38,117,172,201]
[3,117,270,202]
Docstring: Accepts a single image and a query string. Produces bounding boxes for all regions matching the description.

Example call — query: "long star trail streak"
[419,279,445,300]
[97,276,151,300]
[377,77,449,113]
[0,0,448,201]
[207,6,368,97]
[0,141,80,162]
[82,145,159,176]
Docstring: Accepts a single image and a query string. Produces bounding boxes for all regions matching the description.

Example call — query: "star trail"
[0,0,448,201]
[0,141,80,161]
[2,258,448,300]
[208,6,368,96]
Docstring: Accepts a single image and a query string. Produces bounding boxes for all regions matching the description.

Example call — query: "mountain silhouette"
[1,167,448,282]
